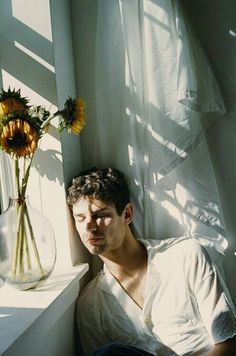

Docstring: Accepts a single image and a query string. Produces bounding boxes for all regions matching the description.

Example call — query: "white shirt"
[77,238,236,355]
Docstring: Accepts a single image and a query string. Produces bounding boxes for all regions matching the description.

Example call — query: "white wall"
[70,0,99,275]
[70,0,98,169]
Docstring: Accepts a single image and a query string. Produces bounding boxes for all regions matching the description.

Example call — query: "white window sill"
[0,263,89,356]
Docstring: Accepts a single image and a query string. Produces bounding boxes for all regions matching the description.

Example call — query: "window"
[0,0,87,270]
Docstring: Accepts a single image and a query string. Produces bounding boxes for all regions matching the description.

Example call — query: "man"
[67,167,236,356]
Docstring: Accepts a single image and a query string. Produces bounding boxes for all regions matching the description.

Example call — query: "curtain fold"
[83,0,227,254]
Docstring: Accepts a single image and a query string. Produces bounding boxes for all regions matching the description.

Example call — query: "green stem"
[12,154,44,281]
[18,221,25,274]
[21,157,26,191]
[14,159,21,197]
[19,210,33,274]
[21,155,34,197]
[12,203,24,277]
[25,206,44,276]
[40,112,55,129]
[23,221,32,270]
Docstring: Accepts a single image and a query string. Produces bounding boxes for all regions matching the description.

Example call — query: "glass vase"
[0,196,56,290]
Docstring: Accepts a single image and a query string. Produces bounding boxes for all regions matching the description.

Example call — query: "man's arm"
[207,336,236,356]
[186,243,236,354]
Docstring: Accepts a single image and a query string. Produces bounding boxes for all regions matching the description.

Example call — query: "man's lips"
[87,234,104,244]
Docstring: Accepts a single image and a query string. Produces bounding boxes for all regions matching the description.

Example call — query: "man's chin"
[89,245,104,255]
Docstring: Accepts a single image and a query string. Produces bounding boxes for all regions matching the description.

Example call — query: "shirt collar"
[98,236,201,294]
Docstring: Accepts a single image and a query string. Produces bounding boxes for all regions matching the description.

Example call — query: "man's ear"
[123,203,133,224]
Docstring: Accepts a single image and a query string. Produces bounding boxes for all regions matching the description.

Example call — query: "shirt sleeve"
[188,243,236,344]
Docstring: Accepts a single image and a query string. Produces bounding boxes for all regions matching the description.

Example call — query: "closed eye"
[73,211,112,223]
[74,215,85,223]
[93,213,111,220]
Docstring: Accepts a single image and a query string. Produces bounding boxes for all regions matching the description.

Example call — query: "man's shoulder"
[159,238,209,261]
[167,238,204,252]
[160,238,215,276]
[140,237,204,255]
[142,237,212,271]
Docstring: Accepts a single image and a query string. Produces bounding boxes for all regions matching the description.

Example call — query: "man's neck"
[100,237,147,278]
[100,237,148,309]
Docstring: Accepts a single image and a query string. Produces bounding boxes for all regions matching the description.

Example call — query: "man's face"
[72,197,132,256]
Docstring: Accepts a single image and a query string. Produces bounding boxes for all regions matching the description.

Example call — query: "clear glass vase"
[0,196,56,290]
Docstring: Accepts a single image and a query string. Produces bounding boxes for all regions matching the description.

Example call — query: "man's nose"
[86,217,97,231]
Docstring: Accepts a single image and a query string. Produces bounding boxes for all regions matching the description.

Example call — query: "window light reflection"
[0,314,11,319]
[147,124,188,158]
[128,145,135,166]
[161,200,183,222]
[11,0,52,41]
[1,69,57,111]
[14,41,55,73]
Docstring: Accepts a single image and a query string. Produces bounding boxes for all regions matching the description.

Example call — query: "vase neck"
[8,196,28,207]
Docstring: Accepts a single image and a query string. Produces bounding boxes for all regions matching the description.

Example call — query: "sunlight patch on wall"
[14,41,55,73]
[0,313,11,318]
[1,69,57,112]
[11,0,52,41]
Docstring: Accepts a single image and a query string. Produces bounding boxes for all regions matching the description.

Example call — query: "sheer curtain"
[83,0,227,255]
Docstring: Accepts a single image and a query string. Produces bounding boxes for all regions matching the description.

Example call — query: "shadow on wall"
[0,2,65,186]
[0,1,57,104]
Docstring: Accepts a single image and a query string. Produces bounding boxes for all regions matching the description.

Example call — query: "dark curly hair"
[67,167,130,215]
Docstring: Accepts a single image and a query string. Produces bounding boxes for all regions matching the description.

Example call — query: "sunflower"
[57,97,86,135]
[0,117,40,158]
[69,98,86,134]
[0,88,29,117]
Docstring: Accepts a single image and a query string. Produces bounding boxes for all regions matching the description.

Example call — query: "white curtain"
[82,0,227,254]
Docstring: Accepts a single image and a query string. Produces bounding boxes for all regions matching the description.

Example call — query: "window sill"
[0,263,89,356]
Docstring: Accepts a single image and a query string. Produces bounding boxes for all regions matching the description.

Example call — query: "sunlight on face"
[72,198,127,256]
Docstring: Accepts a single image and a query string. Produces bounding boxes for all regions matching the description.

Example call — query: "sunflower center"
[7,131,28,148]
